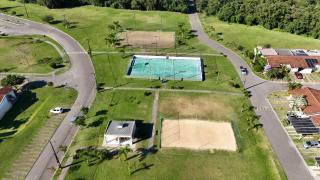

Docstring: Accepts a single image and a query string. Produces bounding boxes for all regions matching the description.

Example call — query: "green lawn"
[201,15,320,51]
[0,86,76,178]
[0,36,66,73]
[94,54,241,92]
[0,1,214,54]
[64,90,154,155]
[64,92,286,180]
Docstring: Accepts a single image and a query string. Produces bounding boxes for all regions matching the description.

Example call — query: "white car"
[50,107,64,114]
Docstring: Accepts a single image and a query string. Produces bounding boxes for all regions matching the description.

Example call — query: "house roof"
[260,48,278,56]
[105,120,135,137]
[289,87,320,114]
[266,56,320,68]
[275,48,293,56]
[0,87,13,102]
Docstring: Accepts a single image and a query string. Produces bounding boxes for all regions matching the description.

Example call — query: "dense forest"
[195,0,320,39]
[22,0,189,12]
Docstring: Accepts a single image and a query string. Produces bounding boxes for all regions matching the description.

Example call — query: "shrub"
[11,11,16,15]
[47,82,54,86]
[263,44,271,48]
[144,91,152,96]
[288,82,302,90]
[237,45,244,51]
[1,75,25,86]
[49,58,64,69]
[81,107,89,115]
[42,15,54,23]
[73,116,86,126]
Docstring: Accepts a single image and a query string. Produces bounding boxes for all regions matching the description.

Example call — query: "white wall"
[0,96,13,120]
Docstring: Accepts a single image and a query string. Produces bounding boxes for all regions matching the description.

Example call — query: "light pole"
[49,141,62,169]
[23,0,29,18]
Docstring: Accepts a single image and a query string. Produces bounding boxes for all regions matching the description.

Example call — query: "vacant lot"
[0,86,76,178]
[161,119,236,151]
[201,16,320,51]
[0,36,64,73]
[120,31,175,48]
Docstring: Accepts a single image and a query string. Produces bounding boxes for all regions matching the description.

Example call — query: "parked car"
[294,72,303,79]
[303,140,320,149]
[240,66,248,75]
[50,107,64,114]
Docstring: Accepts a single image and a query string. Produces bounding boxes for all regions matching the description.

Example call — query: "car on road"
[303,140,320,149]
[295,72,303,79]
[50,107,64,114]
[240,66,248,75]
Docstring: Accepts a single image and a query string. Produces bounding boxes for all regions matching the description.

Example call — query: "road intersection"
[0,11,318,180]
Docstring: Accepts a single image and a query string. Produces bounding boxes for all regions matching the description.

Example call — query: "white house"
[103,120,136,147]
[0,87,16,120]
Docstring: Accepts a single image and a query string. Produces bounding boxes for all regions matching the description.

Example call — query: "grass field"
[0,86,76,178]
[201,15,320,52]
[0,36,65,73]
[63,91,286,180]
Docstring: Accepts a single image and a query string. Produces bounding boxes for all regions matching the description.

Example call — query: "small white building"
[0,87,16,120]
[103,120,136,147]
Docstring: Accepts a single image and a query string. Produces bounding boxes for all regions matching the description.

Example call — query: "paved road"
[0,13,96,180]
[189,13,314,180]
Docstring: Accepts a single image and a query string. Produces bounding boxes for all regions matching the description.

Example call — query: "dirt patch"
[161,119,237,151]
[119,31,175,48]
[159,96,233,120]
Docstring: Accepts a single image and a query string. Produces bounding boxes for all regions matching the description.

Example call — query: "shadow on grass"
[133,120,153,144]
[0,91,38,139]
[0,6,20,12]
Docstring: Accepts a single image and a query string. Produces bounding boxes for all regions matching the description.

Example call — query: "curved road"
[0,13,96,180]
[189,13,314,180]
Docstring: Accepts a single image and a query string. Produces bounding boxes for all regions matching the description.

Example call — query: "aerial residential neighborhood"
[1,0,320,180]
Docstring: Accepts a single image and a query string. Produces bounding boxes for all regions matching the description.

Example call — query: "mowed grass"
[66,90,154,151]
[0,36,63,73]
[0,86,76,178]
[94,54,241,92]
[201,15,320,51]
[158,92,242,121]
[0,1,214,54]
[65,92,286,180]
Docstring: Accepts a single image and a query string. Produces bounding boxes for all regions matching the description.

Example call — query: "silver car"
[303,140,320,149]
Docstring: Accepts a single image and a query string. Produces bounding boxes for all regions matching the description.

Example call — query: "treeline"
[195,0,320,39]
[22,0,189,12]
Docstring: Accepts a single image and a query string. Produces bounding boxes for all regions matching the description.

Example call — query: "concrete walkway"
[148,90,160,148]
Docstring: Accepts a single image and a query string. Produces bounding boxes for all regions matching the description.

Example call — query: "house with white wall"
[103,120,136,147]
[0,87,16,120]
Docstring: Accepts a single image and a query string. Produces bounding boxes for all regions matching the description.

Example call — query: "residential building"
[0,87,16,120]
[103,120,136,147]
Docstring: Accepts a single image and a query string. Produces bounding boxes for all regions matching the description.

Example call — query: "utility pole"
[23,0,29,18]
[49,141,62,169]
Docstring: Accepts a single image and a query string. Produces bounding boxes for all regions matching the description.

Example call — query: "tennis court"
[126,55,203,81]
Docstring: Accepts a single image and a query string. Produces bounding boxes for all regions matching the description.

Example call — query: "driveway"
[189,13,314,180]
[0,13,96,180]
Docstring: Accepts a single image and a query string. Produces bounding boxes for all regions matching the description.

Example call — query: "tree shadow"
[87,117,103,128]
[95,109,108,116]
[49,20,62,25]
[21,80,47,91]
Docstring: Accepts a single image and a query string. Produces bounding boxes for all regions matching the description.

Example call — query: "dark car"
[240,66,248,75]
[294,72,303,79]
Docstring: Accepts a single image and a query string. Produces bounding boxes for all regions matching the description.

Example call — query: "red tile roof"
[266,55,320,68]
[0,87,13,101]
[289,87,320,114]
[311,115,320,127]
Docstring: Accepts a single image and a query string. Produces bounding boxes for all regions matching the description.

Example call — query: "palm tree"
[117,146,131,161]
[290,95,307,113]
